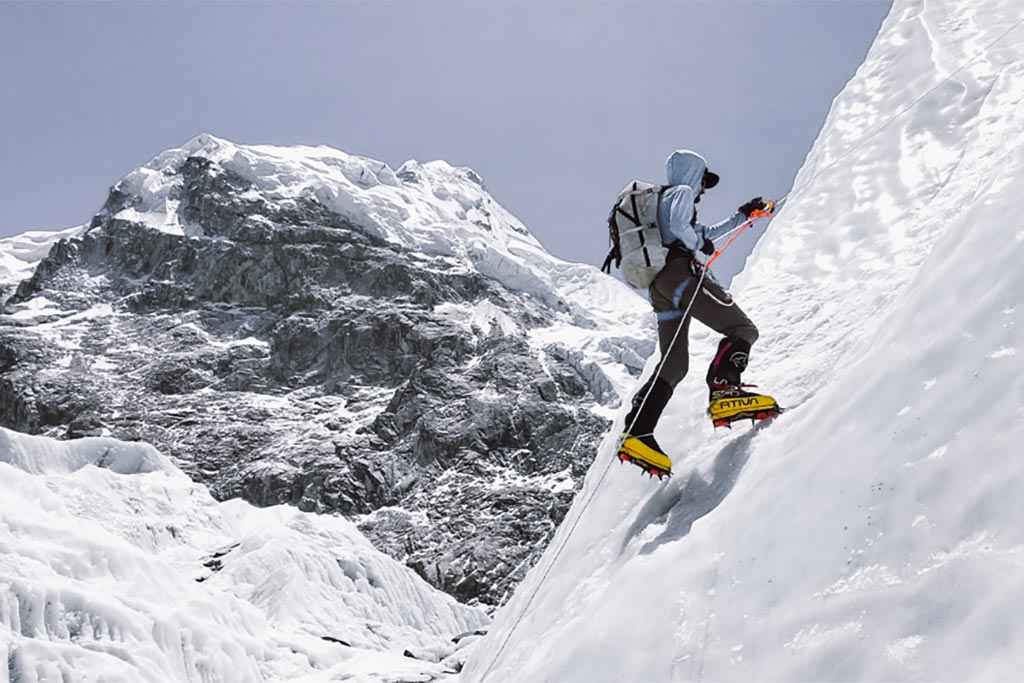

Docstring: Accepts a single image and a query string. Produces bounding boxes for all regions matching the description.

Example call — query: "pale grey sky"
[1,1,891,273]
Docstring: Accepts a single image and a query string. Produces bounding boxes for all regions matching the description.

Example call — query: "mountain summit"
[1,134,649,606]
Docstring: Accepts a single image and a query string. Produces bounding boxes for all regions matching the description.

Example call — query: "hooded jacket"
[657,150,748,257]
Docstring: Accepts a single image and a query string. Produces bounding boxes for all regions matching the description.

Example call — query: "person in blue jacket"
[618,150,778,478]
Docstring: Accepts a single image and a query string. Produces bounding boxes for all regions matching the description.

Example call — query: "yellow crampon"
[617,435,672,479]
[709,393,780,428]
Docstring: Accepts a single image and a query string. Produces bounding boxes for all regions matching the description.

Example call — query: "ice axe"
[704,199,777,268]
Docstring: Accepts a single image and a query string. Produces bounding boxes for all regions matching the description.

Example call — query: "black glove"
[738,197,767,218]
[699,237,715,255]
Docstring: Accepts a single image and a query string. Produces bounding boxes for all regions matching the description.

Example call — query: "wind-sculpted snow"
[0,427,172,475]
[0,226,84,294]
[466,1,1024,681]
[0,428,487,681]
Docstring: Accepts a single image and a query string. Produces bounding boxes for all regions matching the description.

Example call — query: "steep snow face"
[0,428,487,681]
[465,1,1024,681]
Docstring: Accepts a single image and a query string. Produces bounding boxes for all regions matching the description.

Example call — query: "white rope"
[477,264,710,682]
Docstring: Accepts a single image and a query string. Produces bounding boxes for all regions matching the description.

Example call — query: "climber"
[617,150,778,478]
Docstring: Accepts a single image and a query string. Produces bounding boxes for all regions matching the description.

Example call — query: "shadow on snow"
[620,419,772,555]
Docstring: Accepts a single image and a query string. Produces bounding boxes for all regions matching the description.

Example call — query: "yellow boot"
[618,434,672,479]
[708,386,779,428]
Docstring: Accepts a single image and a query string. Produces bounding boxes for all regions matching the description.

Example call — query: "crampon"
[708,385,781,429]
[711,407,781,429]
[616,436,672,480]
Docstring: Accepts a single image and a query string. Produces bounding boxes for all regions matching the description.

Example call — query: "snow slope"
[465,1,1024,681]
[0,428,487,682]
[0,226,84,287]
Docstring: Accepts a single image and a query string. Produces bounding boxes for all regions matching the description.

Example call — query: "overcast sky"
[1,1,891,273]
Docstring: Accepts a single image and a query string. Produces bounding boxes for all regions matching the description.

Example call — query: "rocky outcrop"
[0,137,646,606]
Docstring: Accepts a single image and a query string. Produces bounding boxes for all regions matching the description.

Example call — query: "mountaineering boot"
[707,384,779,428]
[706,337,751,390]
[619,434,672,479]
[706,337,778,427]
[619,377,674,478]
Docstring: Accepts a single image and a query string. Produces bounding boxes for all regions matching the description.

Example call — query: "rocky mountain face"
[0,135,650,606]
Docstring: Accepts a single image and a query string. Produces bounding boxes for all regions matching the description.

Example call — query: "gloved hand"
[699,237,715,255]
[738,197,767,218]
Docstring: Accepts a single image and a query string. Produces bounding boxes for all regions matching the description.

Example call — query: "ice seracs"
[0,427,487,681]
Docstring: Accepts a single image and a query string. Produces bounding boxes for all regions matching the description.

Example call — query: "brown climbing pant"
[648,258,758,389]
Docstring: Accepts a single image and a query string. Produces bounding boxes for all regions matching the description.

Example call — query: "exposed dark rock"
[321,636,352,647]
[0,148,634,606]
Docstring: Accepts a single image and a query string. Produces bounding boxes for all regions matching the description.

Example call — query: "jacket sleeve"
[697,211,748,243]
[662,186,701,251]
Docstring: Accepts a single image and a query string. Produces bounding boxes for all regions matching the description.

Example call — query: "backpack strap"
[601,249,618,274]
[602,205,621,274]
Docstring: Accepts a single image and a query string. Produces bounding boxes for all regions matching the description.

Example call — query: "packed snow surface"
[0,226,84,287]
[466,1,1024,681]
[0,428,487,682]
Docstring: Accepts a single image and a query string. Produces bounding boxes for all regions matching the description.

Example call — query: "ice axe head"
[749,199,777,219]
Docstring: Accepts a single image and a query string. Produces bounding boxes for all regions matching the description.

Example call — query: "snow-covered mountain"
[0,427,487,681]
[466,0,1024,681]
[0,134,649,608]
